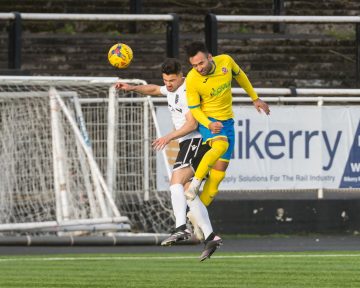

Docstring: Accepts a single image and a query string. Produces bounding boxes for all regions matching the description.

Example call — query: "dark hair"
[184,41,209,58]
[161,58,182,75]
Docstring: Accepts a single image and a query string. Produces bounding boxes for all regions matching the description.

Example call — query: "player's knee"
[211,140,229,157]
[185,193,194,201]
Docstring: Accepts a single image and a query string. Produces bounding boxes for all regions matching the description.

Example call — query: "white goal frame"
[0,76,162,234]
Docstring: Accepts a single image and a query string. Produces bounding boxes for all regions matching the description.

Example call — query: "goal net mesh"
[0,77,173,235]
[0,95,55,225]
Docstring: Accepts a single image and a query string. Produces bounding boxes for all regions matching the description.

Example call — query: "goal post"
[106,83,174,233]
[50,87,120,219]
[0,76,174,235]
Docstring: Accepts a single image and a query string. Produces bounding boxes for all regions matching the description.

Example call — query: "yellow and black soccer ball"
[108,43,133,69]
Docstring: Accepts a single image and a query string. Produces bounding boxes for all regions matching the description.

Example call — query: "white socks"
[184,177,202,201]
[171,183,214,239]
[187,196,213,239]
[170,184,187,228]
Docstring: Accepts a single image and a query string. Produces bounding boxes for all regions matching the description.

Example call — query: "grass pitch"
[0,251,359,287]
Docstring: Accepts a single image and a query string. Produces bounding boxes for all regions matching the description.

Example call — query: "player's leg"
[185,118,234,201]
[161,167,194,246]
[200,161,228,206]
[186,209,204,241]
[194,138,229,180]
[170,168,194,228]
[188,187,223,261]
[185,138,228,200]
[161,140,196,246]
[198,119,235,205]
[187,120,235,259]
[186,194,212,241]
[185,173,223,259]
[186,186,223,261]
[181,139,223,259]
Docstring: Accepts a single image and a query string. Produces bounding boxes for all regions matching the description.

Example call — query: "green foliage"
[237,24,250,34]
[325,28,355,41]
[57,23,76,35]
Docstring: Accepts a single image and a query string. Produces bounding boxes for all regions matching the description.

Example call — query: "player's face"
[189,52,213,76]
[162,73,183,92]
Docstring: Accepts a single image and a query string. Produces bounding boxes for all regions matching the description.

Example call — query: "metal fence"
[0,12,179,70]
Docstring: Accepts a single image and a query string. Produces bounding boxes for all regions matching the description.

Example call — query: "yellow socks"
[187,139,228,202]
[194,140,229,180]
[200,169,225,206]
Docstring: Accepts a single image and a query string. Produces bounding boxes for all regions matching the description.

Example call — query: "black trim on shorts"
[173,138,210,171]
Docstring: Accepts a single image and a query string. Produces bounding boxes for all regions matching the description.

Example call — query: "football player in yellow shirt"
[184,41,270,252]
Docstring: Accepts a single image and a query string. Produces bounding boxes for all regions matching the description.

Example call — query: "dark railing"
[273,0,285,33]
[8,12,21,70]
[205,14,360,86]
[129,0,142,33]
[2,12,179,71]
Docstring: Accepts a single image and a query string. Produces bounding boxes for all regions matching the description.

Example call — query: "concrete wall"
[0,0,358,87]
[209,199,360,234]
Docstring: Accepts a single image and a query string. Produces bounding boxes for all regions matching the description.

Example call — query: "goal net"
[0,76,173,235]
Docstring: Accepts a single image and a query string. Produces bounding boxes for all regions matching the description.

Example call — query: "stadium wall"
[209,199,360,234]
[0,1,359,87]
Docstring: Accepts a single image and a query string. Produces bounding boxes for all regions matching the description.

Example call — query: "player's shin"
[170,184,187,228]
[185,140,228,201]
[200,169,226,206]
[187,196,213,241]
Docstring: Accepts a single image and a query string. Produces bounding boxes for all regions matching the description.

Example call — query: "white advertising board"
[156,106,360,190]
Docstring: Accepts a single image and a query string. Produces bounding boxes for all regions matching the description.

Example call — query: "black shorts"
[173,138,210,172]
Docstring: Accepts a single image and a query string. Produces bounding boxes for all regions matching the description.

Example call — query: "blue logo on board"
[339,121,360,188]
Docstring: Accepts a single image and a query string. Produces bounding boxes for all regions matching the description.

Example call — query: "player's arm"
[185,77,212,128]
[189,106,223,134]
[152,111,198,150]
[233,68,258,101]
[233,64,270,115]
[186,79,222,134]
[115,82,162,96]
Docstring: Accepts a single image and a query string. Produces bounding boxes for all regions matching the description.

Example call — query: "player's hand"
[115,82,133,91]
[152,136,171,151]
[253,99,270,115]
[208,121,223,134]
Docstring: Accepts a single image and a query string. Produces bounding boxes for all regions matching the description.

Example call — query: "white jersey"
[160,81,201,143]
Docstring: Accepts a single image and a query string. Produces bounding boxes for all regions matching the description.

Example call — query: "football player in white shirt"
[115,58,221,261]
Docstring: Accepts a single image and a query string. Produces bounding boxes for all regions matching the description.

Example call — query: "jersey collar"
[207,61,216,75]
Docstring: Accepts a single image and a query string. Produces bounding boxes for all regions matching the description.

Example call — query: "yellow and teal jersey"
[186,54,241,121]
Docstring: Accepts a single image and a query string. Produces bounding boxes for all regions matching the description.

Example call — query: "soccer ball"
[108,43,133,69]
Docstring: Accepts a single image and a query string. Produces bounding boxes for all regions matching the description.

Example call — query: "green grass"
[1,251,360,287]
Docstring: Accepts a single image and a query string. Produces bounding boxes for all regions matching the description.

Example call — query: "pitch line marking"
[0,253,360,262]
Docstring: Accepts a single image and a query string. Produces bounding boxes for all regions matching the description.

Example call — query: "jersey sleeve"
[229,56,259,101]
[159,85,168,96]
[185,76,200,109]
[185,74,211,128]
[228,55,241,76]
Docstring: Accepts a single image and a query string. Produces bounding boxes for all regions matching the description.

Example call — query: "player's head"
[184,41,213,76]
[161,58,183,92]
